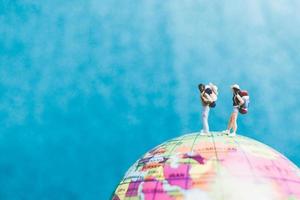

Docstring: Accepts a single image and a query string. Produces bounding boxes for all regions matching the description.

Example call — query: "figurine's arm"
[235,94,244,106]
[201,92,213,103]
[210,93,217,102]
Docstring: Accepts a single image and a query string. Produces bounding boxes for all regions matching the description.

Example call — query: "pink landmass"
[164,164,190,189]
[142,181,174,200]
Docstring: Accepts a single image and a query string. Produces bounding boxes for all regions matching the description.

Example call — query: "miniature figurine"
[224,84,250,136]
[198,83,218,135]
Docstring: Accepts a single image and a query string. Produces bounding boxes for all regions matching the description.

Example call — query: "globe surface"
[113,132,300,200]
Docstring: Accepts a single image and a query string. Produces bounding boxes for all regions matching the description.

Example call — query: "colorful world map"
[112,132,300,200]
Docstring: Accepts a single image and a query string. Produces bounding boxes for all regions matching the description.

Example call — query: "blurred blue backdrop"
[1,0,300,199]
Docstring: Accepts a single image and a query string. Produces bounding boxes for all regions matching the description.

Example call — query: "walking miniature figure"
[224,84,250,136]
[198,83,218,136]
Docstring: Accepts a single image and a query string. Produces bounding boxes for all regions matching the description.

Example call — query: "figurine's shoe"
[200,131,211,136]
[222,130,230,135]
[228,132,236,137]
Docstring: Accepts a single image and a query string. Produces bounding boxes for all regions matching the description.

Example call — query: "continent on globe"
[112,132,300,200]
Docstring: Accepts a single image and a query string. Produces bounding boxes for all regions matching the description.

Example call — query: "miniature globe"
[112,132,300,200]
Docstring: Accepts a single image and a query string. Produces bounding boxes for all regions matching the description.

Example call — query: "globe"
[112,132,300,200]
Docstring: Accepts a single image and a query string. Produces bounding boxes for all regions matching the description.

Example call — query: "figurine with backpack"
[223,84,250,136]
[198,83,219,135]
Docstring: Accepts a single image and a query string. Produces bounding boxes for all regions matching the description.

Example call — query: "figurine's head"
[198,84,205,92]
[231,84,240,94]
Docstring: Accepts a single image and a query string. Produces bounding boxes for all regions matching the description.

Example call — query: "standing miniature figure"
[198,83,218,135]
[223,84,250,136]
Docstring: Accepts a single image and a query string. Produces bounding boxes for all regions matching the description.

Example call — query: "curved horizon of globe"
[112,132,300,200]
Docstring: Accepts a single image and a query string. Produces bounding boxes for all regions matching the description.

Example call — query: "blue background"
[1,1,300,199]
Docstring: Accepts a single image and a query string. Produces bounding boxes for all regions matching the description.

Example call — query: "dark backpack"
[209,102,216,108]
[239,107,248,114]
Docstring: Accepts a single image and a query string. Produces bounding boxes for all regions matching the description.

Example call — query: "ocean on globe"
[112,132,300,200]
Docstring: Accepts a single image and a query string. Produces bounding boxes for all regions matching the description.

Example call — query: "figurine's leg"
[202,105,210,133]
[229,108,239,136]
[225,107,238,134]
[226,114,233,132]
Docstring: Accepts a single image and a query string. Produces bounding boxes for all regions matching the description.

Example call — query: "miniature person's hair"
[198,84,205,92]
[233,88,240,94]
